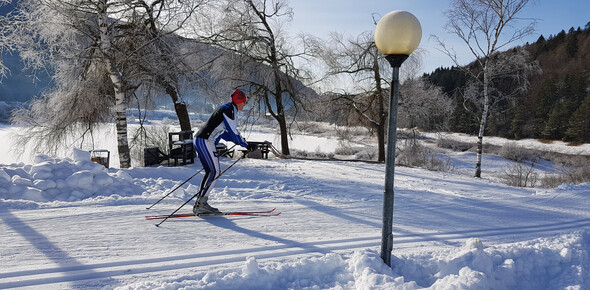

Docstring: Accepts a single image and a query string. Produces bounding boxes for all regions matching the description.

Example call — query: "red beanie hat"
[231,90,247,104]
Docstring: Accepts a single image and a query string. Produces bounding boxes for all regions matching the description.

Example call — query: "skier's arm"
[222,114,248,148]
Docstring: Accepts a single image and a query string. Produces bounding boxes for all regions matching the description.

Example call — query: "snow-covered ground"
[0,114,589,289]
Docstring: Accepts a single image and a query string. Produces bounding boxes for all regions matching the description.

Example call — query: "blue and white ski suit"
[193,102,248,197]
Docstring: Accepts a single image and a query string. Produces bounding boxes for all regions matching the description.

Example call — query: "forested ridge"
[426,24,590,143]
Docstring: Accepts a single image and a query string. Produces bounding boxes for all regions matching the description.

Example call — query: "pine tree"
[564,94,590,142]
[562,73,587,111]
[447,90,478,134]
[565,34,579,58]
[542,102,569,140]
[509,105,525,139]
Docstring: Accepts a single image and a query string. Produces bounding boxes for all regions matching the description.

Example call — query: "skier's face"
[236,101,246,111]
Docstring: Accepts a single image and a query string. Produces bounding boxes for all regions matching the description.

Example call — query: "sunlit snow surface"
[0,116,588,289]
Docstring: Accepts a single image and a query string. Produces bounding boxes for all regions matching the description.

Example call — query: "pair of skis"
[145,208,280,220]
[146,154,280,226]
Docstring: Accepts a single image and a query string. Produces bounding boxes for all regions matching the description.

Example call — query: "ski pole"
[146,168,204,210]
[155,154,246,227]
[146,144,237,210]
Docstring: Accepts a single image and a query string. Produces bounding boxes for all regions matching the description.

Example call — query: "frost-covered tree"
[9,0,121,162]
[199,0,317,156]
[122,0,210,132]
[433,0,539,177]
[0,0,15,79]
[318,31,422,162]
[399,77,453,131]
[10,0,207,167]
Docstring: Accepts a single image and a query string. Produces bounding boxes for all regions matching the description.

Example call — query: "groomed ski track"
[1,158,588,288]
[0,202,384,289]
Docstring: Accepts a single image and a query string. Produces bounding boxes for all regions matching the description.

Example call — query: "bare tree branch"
[432,0,539,177]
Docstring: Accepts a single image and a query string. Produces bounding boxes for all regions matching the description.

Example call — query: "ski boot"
[193,196,220,215]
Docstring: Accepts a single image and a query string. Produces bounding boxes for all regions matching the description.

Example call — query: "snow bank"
[116,232,588,289]
[392,233,589,289]
[0,149,140,206]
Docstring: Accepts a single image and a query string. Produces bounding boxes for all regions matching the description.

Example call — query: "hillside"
[426,25,590,143]
[0,52,51,103]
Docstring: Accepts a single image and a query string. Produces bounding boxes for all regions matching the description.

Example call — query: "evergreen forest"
[425,24,590,143]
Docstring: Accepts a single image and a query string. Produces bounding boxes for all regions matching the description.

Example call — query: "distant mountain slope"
[0,52,51,102]
[0,2,50,102]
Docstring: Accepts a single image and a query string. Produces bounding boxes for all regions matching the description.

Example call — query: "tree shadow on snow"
[0,210,118,289]
[202,217,331,256]
[292,198,382,229]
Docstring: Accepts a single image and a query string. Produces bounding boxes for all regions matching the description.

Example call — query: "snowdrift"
[0,149,139,205]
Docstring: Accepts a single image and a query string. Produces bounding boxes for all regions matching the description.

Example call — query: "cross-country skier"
[192,90,249,214]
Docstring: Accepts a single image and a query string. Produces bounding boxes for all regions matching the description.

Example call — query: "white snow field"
[0,119,589,289]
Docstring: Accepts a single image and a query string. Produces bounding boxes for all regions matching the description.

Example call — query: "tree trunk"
[161,79,191,131]
[98,0,131,168]
[145,4,192,132]
[475,64,490,178]
[377,87,386,162]
[277,113,289,156]
[114,98,132,169]
[475,132,483,177]
[475,103,489,178]
[275,95,290,156]
[271,60,290,155]
[373,46,386,162]
[174,102,191,132]
[261,86,290,156]
[377,121,385,162]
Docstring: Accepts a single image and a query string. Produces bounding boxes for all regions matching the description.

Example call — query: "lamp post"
[374,10,421,267]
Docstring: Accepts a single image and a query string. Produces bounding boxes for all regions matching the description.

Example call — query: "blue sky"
[287,0,590,74]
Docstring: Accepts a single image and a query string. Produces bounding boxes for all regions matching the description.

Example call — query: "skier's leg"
[196,139,220,197]
[193,138,220,213]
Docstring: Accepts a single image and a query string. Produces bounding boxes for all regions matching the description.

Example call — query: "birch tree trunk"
[475,62,490,178]
[98,0,131,168]
[434,0,536,178]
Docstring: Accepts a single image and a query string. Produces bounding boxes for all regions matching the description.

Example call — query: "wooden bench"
[90,149,110,168]
[243,141,272,159]
[144,147,167,166]
[168,131,195,166]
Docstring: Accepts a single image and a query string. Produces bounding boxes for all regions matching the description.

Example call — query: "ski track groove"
[0,235,380,288]
[2,213,588,288]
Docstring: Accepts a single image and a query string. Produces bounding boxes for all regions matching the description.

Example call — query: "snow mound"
[115,232,588,289]
[0,151,140,205]
[396,232,589,289]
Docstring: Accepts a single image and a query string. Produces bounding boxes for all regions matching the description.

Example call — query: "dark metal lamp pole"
[380,54,408,266]
[374,10,421,267]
